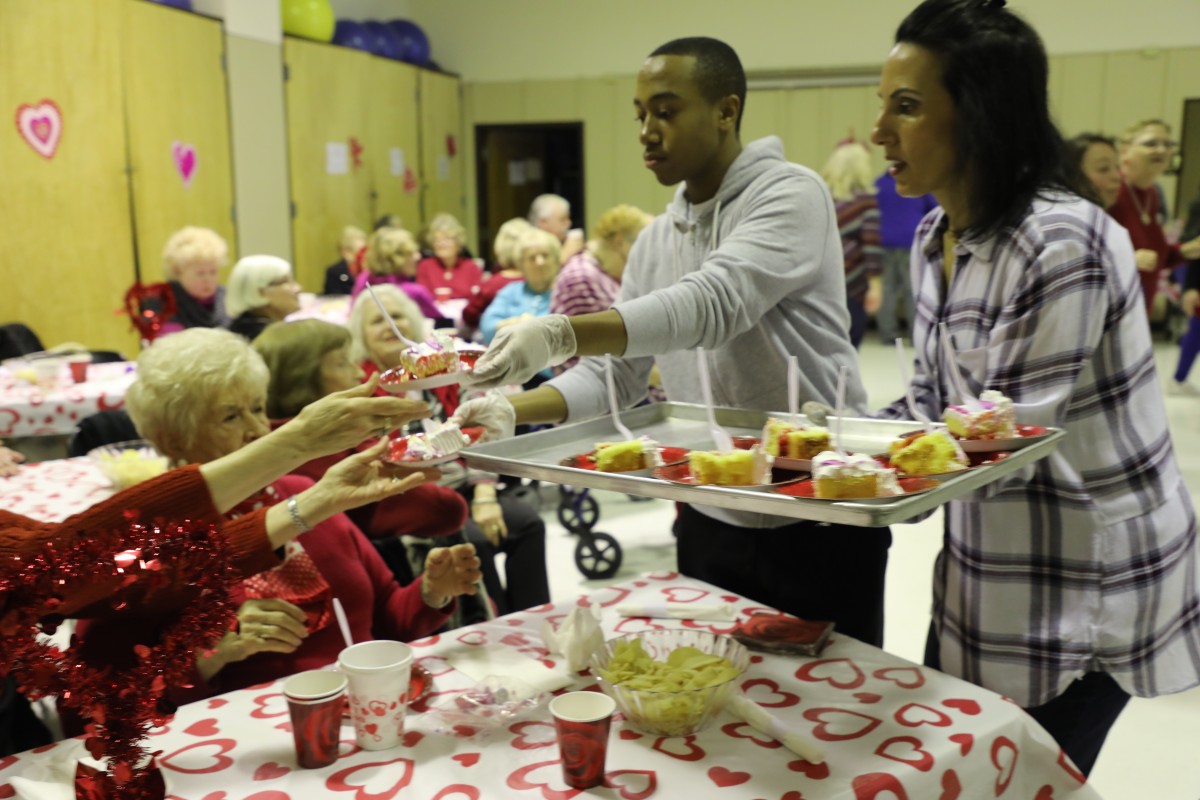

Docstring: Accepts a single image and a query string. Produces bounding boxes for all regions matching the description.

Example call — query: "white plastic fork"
[696,347,734,452]
[832,363,850,459]
[939,322,982,410]
[788,355,801,428]
[605,355,636,441]
[895,338,937,435]
[365,283,423,348]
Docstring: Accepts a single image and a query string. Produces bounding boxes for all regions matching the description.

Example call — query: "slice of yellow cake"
[594,436,663,472]
[811,451,901,499]
[888,431,968,476]
[762,418,831,460]
[689,447,772,485]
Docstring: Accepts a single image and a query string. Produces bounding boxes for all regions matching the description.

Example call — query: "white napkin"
[445,645,573,694]
[616,602,736,621]
[728,693,826,764]
[541,605,605,672]
[8,740,116,800]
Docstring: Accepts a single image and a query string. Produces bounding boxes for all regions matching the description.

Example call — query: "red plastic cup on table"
[549,690,617,790]
[434,287,453,302]
[338,640,413,750]
[68,357,89,383]
[282,669,347,768]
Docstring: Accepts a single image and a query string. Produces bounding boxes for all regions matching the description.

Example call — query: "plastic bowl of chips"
[88,439,170,491]
[589,629,748,737]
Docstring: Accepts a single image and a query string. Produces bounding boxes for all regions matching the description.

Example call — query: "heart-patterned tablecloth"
[0,457,114,521]
[0,573,1102,800]
[0,362,136,439]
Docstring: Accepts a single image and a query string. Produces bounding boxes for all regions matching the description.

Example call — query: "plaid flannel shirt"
[877,194,1200,706]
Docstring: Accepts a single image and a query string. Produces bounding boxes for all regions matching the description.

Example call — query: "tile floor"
[520,337,1200,800]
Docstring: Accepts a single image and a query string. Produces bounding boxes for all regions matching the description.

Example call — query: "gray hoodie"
[547,136,868,528]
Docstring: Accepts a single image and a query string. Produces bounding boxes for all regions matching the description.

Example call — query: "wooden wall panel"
[366,57,421,235]
[419,70,467,232]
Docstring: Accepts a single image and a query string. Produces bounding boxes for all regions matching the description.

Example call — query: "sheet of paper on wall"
[525,158,543,182]
[437,154,451,181]
[389,147,405,177]
[326,142,349,175]
[508,160,527,186]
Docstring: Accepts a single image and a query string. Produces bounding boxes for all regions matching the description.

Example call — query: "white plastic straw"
[788,355,800,428]
[332,597,354,649]
[605,355,636,441]
[696,348,733,451]
[833,364,849,458]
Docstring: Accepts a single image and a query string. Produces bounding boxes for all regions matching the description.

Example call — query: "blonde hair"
[821,143,875,201]
[364,227,419,276]
[424,213,467,249]
[347,283,428,367]
[162,226,229,281]
[225,255,293,318]
[1120,118,1170,146]
[492,218,533,269]
[253,319,351,419]
[515,227,562,269]
[339,225,367,253]
[126,328,268,462]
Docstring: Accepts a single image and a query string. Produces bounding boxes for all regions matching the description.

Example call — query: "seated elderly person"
[529,193,584,264]
[417,213,483,301]
[351,226,441,321]
[68,329,482,711]
[552,204,651,318]
[324,225,367,296]
[161,225,231,331]
[480,227,562,386]
[462,217,533,336]
[225,255,303,341]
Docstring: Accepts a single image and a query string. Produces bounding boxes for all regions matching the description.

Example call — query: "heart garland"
[0,517,240,798]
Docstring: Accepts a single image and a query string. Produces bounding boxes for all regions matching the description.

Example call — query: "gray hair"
[126,328,269,461]
[347,283,428,367]
[528,194,570,224]
[225,255,293,318]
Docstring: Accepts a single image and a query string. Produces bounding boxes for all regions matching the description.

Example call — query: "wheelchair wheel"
[557,493,599,533]
[574,532,622,579]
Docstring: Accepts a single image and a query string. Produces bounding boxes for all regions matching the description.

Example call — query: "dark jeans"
[924,625,1130,776]
[463,494,550,616]
[674,504,891,647]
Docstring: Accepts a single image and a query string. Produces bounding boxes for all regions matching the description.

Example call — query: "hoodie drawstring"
[711,199,721,251]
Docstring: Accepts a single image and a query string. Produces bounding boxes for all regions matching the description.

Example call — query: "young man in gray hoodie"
[457,37,892,646]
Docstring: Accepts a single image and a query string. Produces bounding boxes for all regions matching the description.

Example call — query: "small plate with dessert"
[384,426,474,467]
[560,437,690,475]
[940,390,1051,452]
[380,332,476,392]
[879,438,1012,478]
[771,450,936,502]
[652,446,805,490]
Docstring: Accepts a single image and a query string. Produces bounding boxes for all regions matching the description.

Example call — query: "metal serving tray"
[461,402,1065,527]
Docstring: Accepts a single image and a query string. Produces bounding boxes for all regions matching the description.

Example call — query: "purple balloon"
[364,21,402,60]
[147,0,194,9]
[332,19,372,53]
[386,19,430,66]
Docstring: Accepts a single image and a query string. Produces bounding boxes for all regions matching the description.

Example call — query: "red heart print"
[873,666,925,689]
[941,698,980,715]
[708,766,750,787]
[0,786,14,799]
[500,632,532,647]
[990,736,1018,795]
[949,733,974,755]
[741,677,800,707]
[619,729,643,740]
[604,769,657,799]
[250,692,288,719]
[158,739,238,774]
[455,629,488,646]
[795,658,866,689]
[253,762,290,780]
[0,755,16,770]
[364,723,378,735]
[803,708,882,741]
[894,702,951,728]
[851,772,910,799]
[432,787,480,800]
[750,655,765,664]
[15,100,62,159]
[614,616,667,634]
[451,753,480,767]
[664,586,709,603]
[184,719,220,737]
[854,693,883,704]
[402,731,424,747]
[651,735,706,761]
[788,759,830,779]
[721,721,782,748]
[1035,787,1055,800]
[781,793,804,800]
[874,735,935,772]
[206,698,228,709]
[1057,749,1085,784]
[325,757,414,799]
[589,585,633,607]
[275,722,292,733]
[939,769,962,800]
[510,720,556,750]
[200,793,228,800]
[505,758,581,799]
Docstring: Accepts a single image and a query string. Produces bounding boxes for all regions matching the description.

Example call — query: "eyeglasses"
[267,277,296,287]
[1134,139,1179,151]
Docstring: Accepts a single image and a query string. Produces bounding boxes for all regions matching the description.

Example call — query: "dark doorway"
[1176,98,1200,215]
[474,123,584,263]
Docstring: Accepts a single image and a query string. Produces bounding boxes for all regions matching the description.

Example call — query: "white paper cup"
[337,640,413,750]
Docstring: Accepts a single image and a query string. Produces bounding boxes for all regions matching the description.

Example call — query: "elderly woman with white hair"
[161,225,231,331]
[225,255,303,341]
[66,329,482,713]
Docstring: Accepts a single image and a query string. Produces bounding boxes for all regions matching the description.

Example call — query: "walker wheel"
[574,532,622,580]
[557,493,599,533]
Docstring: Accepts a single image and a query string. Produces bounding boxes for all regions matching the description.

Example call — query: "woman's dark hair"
[1064,133,1117,206]
[896,0,1076,240]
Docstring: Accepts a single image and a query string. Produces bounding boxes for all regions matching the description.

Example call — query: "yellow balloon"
[281,0,335,42]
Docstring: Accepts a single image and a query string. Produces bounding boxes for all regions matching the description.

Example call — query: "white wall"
[409,0,1200,82]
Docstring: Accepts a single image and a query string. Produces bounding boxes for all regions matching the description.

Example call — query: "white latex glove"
[466,314,577,389]
[449,390,517,441]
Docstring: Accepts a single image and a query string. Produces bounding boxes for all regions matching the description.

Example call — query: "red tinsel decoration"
[122,283,178,344]
[0,517,241,799]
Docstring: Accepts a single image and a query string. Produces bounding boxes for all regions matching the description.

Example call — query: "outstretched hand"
[421,543,483,608]
[317,439,440,516]
[287,374,431,458]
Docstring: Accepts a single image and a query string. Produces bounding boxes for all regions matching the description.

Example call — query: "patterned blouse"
[876,193,1200,707]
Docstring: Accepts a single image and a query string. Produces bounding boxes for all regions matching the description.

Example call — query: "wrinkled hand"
[198,598,308,679]
[0,445,24,478]
[1180,236,1200,261]
[285,375,431,458]
[1134,249,1159,273]
[466,315,576,389]
[1184,289,1199,317]
[448,391,516,441]
[316,439,440,516]
[421,543,482,608]
[864,278,883,316]
[801,401,835,426]
[472,499,507,546]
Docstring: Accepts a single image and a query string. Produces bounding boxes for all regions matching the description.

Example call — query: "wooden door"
[285,38,372,292]
[0,0,138,353]
[365,57,422,236]
[122,0,236,284]
[419,71,466,232]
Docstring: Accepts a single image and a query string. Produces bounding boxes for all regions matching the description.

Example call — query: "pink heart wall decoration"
[172,141,198,187]
[15,100,63,160]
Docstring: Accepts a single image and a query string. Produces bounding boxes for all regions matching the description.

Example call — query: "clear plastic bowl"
[589,629,748,737]
[87,439,169,491]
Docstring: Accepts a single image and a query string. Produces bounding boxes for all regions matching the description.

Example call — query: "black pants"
[924,625,1130,776]
[463,494,550,616]
[674,504,892,647]
[0,676,52,757]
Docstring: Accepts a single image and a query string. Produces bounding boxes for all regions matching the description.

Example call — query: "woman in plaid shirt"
[870,0,1200,776]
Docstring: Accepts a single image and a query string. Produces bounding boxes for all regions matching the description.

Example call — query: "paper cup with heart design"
[282,669,347,768]
[549,690,617,790]
[337,640,414,750]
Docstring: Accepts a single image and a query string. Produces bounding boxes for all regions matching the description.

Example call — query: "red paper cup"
[549,691,616,790]
[69,360,88,383]
[283,670,347,768]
